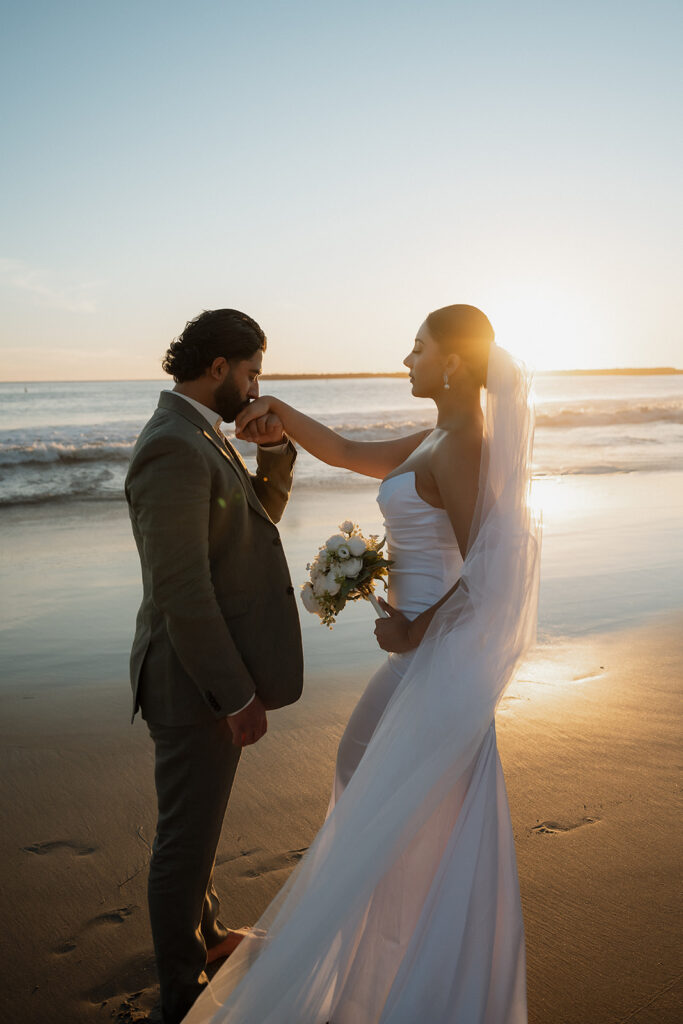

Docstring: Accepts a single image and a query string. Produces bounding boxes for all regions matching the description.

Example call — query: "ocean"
[1,374,682,506]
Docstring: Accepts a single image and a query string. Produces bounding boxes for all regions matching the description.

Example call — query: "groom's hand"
[237,412,285,446]
[236,398,282,444]
[226,695,267,747]
[256,413,287,446]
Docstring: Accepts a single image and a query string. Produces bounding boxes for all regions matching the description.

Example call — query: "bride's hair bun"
[426,304,494,388]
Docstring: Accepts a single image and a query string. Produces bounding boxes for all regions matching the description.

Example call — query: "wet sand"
[0,495,681,1023]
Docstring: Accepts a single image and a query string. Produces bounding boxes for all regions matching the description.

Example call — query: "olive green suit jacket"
[125,391,303,725]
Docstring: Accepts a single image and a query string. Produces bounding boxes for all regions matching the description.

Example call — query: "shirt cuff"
[257,440,288,452]
[228,693,255,716]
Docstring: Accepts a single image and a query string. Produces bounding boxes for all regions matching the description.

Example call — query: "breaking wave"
[536,401,683,429]
[1,394,681,506]
[0,441,135,468]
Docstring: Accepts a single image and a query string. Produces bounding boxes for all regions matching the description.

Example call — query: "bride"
[184,304,540,1024]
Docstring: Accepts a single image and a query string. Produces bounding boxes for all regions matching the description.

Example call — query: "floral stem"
[367,592,389,618]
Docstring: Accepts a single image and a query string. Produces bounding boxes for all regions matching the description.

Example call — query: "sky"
[1,0,681,380]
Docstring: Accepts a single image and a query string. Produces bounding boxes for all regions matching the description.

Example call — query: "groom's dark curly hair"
[162,309,267,382]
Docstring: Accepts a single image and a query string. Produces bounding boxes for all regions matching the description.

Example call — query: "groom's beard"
[214,375,251,424]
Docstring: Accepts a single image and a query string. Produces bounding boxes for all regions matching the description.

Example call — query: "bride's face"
[403,321,447,398]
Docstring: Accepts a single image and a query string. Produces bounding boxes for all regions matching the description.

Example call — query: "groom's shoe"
[206,928,249,964]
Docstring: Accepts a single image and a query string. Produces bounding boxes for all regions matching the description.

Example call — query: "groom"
[125,308,303,1024]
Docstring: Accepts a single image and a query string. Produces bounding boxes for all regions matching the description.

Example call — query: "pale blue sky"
[1,0,681,379]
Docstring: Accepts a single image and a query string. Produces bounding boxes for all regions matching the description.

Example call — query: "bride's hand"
[235,399,284,444]
[236,396,278,436]
[373,598,416,653]
[237,412,286,446]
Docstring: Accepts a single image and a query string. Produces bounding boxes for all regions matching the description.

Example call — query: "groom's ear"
[209,357,230,381]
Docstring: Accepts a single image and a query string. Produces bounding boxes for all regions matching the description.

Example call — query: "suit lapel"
[219,432,250,478]
[156,392,273,524]
[200,429,274,524]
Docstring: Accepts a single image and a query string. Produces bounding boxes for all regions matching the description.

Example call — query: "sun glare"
[492,285,608,372]
[530,475,606,529]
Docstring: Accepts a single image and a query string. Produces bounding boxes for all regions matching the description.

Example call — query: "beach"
[1,373,682,1023]
[1,474,682,1024]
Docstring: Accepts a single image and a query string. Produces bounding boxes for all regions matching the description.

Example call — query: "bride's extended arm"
[235,396,430,480]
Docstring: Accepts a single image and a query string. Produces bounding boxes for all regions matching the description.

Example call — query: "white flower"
[339,520,354,535]
[310,550,328,577]
[337,544,351,560]
[347,535,366,557]
[325,534,347,552]
[300,583,321,614]
[323,571,343,596]
[313,570,341,597]
[327,571,343,595]
[342,556,363,578]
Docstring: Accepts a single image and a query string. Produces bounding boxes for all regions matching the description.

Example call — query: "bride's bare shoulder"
[430,424,482,468]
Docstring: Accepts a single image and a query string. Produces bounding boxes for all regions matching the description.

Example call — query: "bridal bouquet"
[301,520,393,627]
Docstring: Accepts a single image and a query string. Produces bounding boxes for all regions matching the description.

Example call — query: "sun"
[489,283,609,372]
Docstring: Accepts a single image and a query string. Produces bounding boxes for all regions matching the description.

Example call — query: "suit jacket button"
[272,536,281,546]
[286,585,294,595]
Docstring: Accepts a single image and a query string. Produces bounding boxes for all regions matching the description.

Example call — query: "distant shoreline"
[536,367,683,377]
[1,367,682,385]
[265,367,683,379]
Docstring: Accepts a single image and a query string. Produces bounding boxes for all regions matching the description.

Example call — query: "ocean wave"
[0,441,135,468]
[1,399,681,469]
[0,458,120,505]
[322,401,683,434]
[1,457,681,508]
[535,402,683,428]
[0,488,119,508]
[1,401,682,508]
[268,403,683,437]
[533,461,677,477]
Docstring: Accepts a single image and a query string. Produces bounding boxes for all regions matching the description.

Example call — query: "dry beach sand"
[1,490,681,1024]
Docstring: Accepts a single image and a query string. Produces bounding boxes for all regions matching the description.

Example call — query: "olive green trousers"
[146,718,241,1024]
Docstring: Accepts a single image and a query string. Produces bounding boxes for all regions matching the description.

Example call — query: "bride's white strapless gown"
[329,472,527,1023]
[334,471,463,798]
[185,469,528,1024]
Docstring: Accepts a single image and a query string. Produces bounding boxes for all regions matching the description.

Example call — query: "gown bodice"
[377,471,463,620]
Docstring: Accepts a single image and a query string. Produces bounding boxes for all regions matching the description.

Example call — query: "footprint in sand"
[216,847,261,866]
[53,939,78,955]
[85,951,158,1007]
[113,990,162,1023]
[23,839,97,857]
[571,670,606,684]
[52,906,138,957]
[89,905,138,926]
[531,817,600,835]
[232,847,309,879]
[499,694,528,710]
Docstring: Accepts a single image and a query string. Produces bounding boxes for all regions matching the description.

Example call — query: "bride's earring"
[443,372,450,390]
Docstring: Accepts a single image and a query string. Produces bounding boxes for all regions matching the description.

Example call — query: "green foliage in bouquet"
[301,521,394,628]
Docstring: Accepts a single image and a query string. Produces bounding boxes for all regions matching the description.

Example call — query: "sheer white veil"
[185,343,541,1024]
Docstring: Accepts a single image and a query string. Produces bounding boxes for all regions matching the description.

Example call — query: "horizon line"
[0,366,682,385]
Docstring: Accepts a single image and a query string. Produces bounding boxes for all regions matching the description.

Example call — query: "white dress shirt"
[171,391,226,436]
